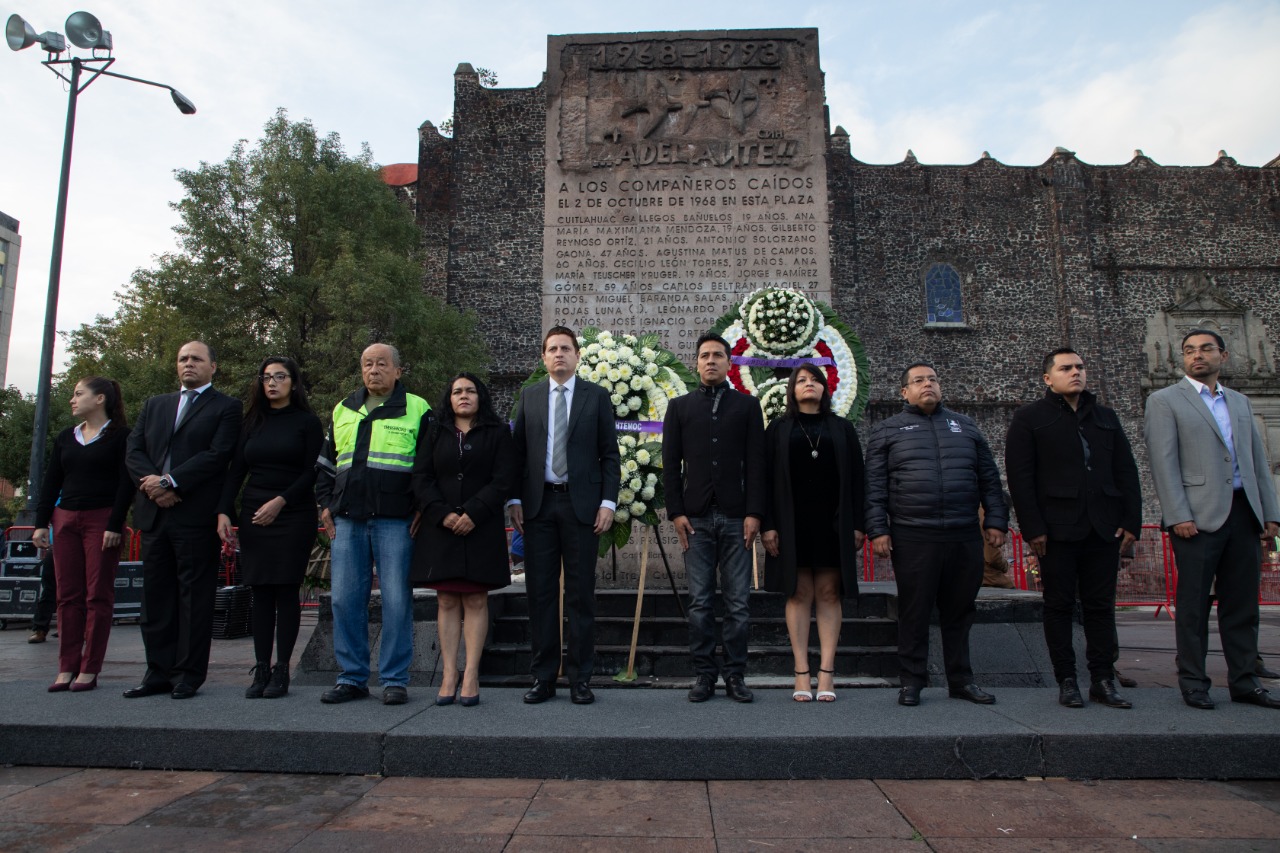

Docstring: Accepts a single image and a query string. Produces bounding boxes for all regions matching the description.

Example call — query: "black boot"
[245,662,271,699]
[262,663,290,699]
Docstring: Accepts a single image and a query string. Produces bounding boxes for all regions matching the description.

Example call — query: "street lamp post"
[6,11,195,520]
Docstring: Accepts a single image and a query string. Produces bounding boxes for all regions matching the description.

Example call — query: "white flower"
[607,368,621,382]
[630,501,646,515]
[641,487,655,500]
[625,459,639,473]
[635,449,651,465]
[610,393,623,406]
[605,351,619,364]
[615,404,629,417]
[621,435,637,447]
[641,348,656,360]
[617,345,633,359]
[619,488,635,503]
[618,364,632,380]
[615,508,630,522]
[646,472,658,484]
[628,397,641,411]
[629,477,643,490]
[644,363,658,377]
[627,355,641,368]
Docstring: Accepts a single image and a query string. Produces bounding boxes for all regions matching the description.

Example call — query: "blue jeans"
[684,511,751,678]
[330,516,414,688]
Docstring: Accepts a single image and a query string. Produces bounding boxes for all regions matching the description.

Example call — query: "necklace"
[797,417,822,459]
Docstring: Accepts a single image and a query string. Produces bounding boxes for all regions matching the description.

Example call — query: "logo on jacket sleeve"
[947,418,963,433]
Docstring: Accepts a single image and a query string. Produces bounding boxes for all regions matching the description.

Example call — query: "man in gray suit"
[1145,328,1280,710]
[510,326,620,706]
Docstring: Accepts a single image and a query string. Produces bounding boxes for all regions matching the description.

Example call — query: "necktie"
[552,385,568,480]
[174,388,197,430]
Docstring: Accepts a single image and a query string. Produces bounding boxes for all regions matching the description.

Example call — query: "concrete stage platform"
[2,684,1277,781]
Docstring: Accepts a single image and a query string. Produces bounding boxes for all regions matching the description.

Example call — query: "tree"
[0,383,75,501]
[64,109,487,417]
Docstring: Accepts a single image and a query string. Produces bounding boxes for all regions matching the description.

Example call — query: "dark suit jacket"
[512,378,620,526]
[1005,389,1142,542]
[126,387,243,531]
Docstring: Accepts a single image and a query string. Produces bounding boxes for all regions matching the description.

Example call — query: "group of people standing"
[28,326,1280,714]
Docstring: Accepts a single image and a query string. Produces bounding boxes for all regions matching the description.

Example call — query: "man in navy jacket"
[866,362,1007,707]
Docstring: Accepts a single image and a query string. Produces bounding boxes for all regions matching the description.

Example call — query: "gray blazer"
[511,378,621,526]
[1144,379,1280,533]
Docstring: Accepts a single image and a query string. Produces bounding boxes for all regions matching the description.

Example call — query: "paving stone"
[296,832,512,852]
[370,777,542,799]
[0,822,118,853]
[506,838,716,852]
[322,795,529,834]
[0,768,223,825]
[517,780,713,837]
[929,841,1143,852]
[138,771,378,831]
[707,780,914,838]
[1042,780,1280,840]
[74,825,310,852]
[876,779,1121,839]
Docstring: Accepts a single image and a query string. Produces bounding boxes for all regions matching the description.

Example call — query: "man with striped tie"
[510,326,620,705]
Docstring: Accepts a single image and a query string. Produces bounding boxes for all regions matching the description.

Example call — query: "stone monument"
[543,29,832,363]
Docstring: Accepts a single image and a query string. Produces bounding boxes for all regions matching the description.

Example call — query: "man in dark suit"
[1006,348,1142,709]
[124,341,241,699]
[510,326,620,705]
[1145,329,1280,710]
[663,332,766,703]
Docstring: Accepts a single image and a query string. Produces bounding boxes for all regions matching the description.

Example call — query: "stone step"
[479,642,900,680]
[493,587,896,620]
[490,614,899,648]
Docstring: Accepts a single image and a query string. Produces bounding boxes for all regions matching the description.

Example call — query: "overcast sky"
[2,0,1276,392]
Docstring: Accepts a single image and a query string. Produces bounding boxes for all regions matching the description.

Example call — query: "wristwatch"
[158,475,174,490]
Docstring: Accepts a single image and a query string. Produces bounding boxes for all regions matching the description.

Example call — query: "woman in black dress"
[411,373,514,707]
[32,377,133,692]
[218,357,323,698]
[762,365,866,702]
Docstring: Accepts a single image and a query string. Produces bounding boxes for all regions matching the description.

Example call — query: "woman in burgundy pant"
[33,377,133,692]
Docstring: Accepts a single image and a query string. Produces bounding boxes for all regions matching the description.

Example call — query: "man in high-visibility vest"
[316,343,430,706]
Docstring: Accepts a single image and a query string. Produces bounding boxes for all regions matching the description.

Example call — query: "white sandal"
[793,670,813,702]
[816,668,836,702]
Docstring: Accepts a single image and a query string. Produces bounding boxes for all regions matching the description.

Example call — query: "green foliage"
[0,384,75,493]
[63,109,487,419]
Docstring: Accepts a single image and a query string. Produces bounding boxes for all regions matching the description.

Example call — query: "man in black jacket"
[866,362,1007,707]
[1006,348,1141,709]
[663,333,766,703]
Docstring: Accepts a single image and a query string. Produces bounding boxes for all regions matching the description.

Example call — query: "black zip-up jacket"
[1005,388,1142,542]
[864,403,1007,540]
[662,382,766,520]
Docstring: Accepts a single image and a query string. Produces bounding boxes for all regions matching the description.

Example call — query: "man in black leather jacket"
[866,362,1008,707]
[1006,348,1141,709]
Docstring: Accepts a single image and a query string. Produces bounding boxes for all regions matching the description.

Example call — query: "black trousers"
[893,537,984,688]
[524,490,599,683]
[1039,530,1120,683]
[33,553,56,631]
[1170,490,1263,697]
[139,518,220,689]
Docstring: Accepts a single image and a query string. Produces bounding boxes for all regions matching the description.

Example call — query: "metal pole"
[22,56,80,518]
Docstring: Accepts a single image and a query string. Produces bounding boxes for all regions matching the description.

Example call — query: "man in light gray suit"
[510,326,620,706]
[1145,328,1280,710]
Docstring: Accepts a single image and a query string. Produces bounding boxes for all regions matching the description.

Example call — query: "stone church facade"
[394,57,1280,525]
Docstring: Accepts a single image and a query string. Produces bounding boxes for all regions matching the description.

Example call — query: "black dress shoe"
[123,682,171,699]
[1089,679,1132,709]
[321,683,370,704]
[724,674,753,703]
[523,679,556,704]
[1182,689,1215,710]
[898,685,921,706]
[1058,677,1084,708]
[1255,661,1280,680]
[1231,687,1280,709]
[570,682,595,705]
[688,673,715,703]
[171,683,198,700]
[948,684,996,705]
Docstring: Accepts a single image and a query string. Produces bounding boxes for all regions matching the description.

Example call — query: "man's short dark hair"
[1181,328,1226,352]
[695,332,730,359]
[1042,347,1080,376]
[183,340,216,363]
[542,325,580,352]
[899,361,937,388]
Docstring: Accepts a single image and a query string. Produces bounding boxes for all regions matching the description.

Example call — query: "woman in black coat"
[761,365,866,703]
[217,357,324,699]
[411,373,514,707]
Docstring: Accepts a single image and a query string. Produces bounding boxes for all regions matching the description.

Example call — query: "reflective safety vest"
[316,381,430,519]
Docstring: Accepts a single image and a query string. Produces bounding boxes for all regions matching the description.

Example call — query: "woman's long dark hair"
[783,363,833,419]
[435,372,502,431]
[81,376,127,431]
[243,356,312,434]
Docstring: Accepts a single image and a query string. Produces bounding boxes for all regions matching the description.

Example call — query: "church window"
[924,263,964,325]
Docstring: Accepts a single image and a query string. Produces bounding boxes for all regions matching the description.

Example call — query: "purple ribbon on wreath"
[731,355,835,368]
[616,420,664,433]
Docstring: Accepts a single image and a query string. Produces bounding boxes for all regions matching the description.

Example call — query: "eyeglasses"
[260,372,290,384]
[1182,344,1221,356]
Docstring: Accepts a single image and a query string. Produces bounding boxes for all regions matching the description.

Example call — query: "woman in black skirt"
[411,373,514,707]
[761,365,866,702]
[218,357,323,698]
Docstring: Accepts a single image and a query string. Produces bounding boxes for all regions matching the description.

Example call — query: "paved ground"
[3,607,1278,850]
